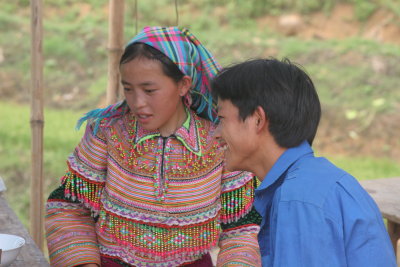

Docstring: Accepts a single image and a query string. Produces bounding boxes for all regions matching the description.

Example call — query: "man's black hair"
[212,58,321,147]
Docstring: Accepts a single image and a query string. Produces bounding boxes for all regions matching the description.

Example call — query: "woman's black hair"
[120,42,184,83]
[120,42,216,121]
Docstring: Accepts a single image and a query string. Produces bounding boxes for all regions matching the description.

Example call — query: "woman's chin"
[137,122,158,133]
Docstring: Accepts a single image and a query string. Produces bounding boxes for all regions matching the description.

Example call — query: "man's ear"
[254,106,267,132]
[179,76,192,96]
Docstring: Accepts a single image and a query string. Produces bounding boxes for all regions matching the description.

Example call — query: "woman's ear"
[254,106,267,132]
[179,76,192,96]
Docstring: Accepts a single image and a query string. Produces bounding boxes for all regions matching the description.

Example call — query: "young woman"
[45,26,261,267]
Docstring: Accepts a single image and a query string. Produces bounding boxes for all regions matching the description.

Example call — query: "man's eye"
[124,88,131,92]
[145,89,156,93]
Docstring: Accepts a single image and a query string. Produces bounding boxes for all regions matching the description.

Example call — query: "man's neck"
[252,138,286,182]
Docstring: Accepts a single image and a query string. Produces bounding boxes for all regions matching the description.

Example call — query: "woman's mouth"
[136,113,152,123]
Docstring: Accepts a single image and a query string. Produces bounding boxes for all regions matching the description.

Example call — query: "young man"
[212,58,396,266]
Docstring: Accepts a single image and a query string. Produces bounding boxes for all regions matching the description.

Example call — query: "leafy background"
[0,0,399,239]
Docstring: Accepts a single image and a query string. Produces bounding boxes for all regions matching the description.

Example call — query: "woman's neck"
[159,103,188,137]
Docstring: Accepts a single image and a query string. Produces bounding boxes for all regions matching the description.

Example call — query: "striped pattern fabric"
[217,226,262,266]
[45,109,260,266]
[45,201,101,266]
[127,26,221,122]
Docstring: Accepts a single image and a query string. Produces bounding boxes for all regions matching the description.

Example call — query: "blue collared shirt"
[254,141,396,266]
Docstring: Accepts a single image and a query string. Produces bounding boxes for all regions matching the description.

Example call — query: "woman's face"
[121,57,191,136]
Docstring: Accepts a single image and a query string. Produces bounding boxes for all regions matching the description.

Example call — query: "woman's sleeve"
[45,123,107,267]
[217,171,262,266]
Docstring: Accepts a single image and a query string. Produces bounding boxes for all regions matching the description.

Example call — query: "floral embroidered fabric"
[46,108,260,266]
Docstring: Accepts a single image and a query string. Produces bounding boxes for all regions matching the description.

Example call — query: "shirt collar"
[256,141,314,192]
[133,108,203,156]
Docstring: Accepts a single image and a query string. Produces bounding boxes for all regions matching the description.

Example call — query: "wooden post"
[106,0,125,105]
[30,0,44,248]
[387,221,400,256]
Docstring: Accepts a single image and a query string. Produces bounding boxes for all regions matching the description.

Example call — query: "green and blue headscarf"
[77,26,221,132]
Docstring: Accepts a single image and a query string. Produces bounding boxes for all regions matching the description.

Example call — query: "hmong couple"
[45,27,395,267]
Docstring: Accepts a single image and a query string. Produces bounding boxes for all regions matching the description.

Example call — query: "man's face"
[215,99,258,172]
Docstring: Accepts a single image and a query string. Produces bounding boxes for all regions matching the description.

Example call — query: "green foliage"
[0,102,84,226]
[1,0,400,229]
[14,0,30,8]
[45,35,87,63]
[85,75,109,106]
[189,0,387,20]
[0,10,23,30]
[273,37,400,116]
[334,37,400,56]
[328,155,400,180]
[351,0,378,21]
[382,0,400,17]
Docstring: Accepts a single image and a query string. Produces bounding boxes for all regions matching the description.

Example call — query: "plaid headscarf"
[77,26,220,132]
[127,26,221,122]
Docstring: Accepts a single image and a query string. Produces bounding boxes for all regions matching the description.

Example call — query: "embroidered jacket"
[45,108,261,267]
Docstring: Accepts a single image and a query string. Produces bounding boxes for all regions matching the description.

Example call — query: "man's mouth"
[221,143,228,151]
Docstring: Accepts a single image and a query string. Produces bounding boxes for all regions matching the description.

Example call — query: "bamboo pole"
[30,0,44,248]
[106,0,125,105]
[175,0,179,26]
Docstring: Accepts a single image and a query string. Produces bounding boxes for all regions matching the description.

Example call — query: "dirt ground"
[257,4,400,161]
[257,4,400,45]
[316,108,400,160]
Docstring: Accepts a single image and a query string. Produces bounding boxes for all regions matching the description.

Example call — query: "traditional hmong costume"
[45,27,261,267]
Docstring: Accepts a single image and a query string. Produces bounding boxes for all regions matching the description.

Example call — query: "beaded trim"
[99,245,203,267]
[220,180,255,224]
[101,190,221,225]
[98,208,220,260]
[63,167,104,215]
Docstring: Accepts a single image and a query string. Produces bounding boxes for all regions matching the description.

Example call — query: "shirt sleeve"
[336,177,396,267]
[217,171,262,266]
[269,177,396,267]
[45,122,107,267]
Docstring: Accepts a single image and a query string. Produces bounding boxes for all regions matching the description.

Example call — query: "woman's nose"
[214,123,222,140]
[133,93,146,109]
